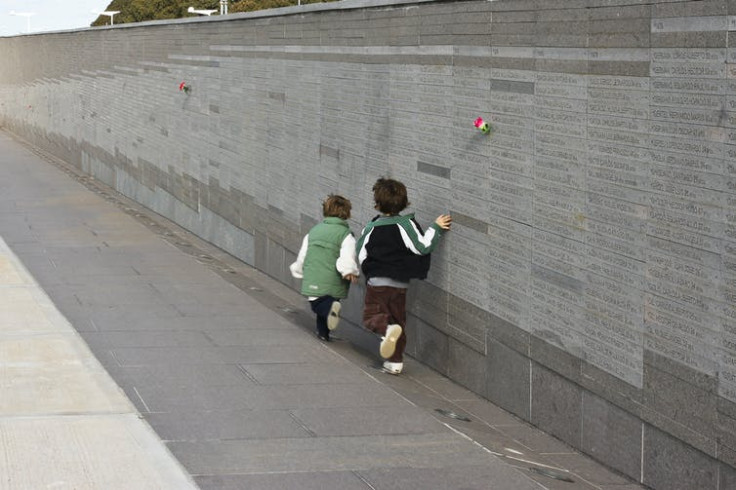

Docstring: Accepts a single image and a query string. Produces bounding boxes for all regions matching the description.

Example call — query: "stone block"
[720,461,736,490]
[582,391,642,481]
[448,337,486,395]
[643,350,718,443]
[531,364,582,448]
[413,317,449,375]
[530,334,582,384]
[486,337,530,421]
[643,424,719,490]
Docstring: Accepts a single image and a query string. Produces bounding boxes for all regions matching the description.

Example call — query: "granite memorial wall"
[1,0,735,487]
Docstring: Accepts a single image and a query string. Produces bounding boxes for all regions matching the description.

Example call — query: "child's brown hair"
[323,194,352,220]
[373,178,409,215]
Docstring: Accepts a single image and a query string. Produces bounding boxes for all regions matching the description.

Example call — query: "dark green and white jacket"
[356,213,444,282]
[290,217,359,299]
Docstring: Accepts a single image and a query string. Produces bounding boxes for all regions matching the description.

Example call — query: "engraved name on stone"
[651,62,725,79]
[449,262,490,311]
[647,222,722,253]
[647,257,717,298]
[535,83,586,99]
[651,48,726,62]
[535,96,587,113]
[535,121,586,138]
[650,121,713,140]
[650,135,724,158]
[452,170,488,199]
[648,206,721,237]
[489,148,534,174]
[645,335,714,374]
[651,77,725,94]
[589,151,646,176]
[584,337,643,381]
[645,322,715,365]
[452,150,492,177]
[587,231,644,261]
[588,127,648,147]
[588,75,649,90]
[450,190,487,220]
[588,99,648,119]
[489,100,535,117]
[651,17,729,33]
[651,107,725,126]
[584,324,641,361]
[535,186,584,213]
[649,193,722,222]
[647,275,711,312]
[586,275,643,316]
[489,200,531,226]
[532,310,583,351]
[589,141,648,161]
[588,114,648,133]
[586,257,646,290]
[587,166,645,189]
[652,92,723,109]
[489,283,528,327]
[585,298,642,338]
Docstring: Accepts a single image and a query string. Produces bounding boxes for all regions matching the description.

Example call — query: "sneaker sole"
[327,301,341,331]
[380,324,402,359]
[382,362,403,375]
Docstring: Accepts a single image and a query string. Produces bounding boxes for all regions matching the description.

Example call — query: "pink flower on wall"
[474,117,490,134]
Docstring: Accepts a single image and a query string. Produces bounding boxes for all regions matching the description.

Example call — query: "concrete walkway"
[0,129,646,490]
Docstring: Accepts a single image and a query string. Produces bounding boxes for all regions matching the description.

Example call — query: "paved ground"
[0,129,647,489]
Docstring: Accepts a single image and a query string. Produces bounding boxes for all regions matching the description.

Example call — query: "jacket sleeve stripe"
[398,219,439,255]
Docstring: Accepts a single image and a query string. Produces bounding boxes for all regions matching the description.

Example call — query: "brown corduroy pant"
[362,285,407,363]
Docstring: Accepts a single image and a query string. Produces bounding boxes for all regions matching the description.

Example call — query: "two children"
[291,179,451,375]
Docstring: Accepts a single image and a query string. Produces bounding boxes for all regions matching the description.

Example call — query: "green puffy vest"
[301,217,352,298]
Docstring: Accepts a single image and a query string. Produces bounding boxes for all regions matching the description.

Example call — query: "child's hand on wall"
[435,214,452,230]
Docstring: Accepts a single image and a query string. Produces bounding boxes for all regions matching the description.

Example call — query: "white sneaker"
[380,324,402,359]
[383,361,403,375]
[327,301,341,331]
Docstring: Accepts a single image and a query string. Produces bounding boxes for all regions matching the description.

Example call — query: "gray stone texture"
[1,0,735,488]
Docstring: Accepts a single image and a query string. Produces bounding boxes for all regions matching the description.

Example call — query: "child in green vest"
[290,195,359,341]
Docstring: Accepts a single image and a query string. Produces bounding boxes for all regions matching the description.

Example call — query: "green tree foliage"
[91,0,338,26]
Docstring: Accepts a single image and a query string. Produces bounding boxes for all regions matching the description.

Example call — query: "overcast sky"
[1,0,114,37]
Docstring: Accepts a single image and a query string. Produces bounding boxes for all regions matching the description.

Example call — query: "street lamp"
[100,11,120,26]
[187,6,217,16]
[220,0,228,15]
[9,10,35,33]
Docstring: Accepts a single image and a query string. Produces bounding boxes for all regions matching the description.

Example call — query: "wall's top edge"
[0,0,442,39]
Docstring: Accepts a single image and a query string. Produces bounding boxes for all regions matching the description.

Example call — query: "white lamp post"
[9,10,35,33]
[220,0,228,15]
[100,11,120,26]
[187,6,217,16]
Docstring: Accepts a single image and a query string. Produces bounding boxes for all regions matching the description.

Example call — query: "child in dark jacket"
[290,195,359,341]
[356,178,451,374]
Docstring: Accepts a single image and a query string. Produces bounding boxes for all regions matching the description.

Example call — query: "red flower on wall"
[179,81,190,94]
[474,117,490,134]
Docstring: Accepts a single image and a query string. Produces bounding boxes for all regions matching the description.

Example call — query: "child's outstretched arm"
[399,214,451,255]
[289,234,309,279]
